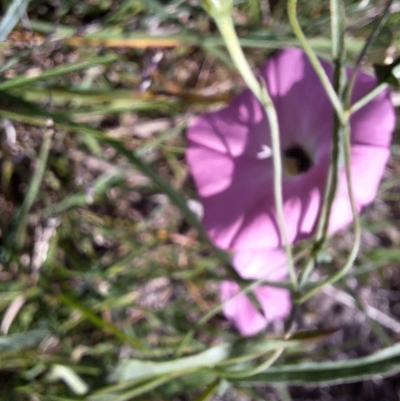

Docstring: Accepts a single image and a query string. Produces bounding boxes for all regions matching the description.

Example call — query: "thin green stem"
[345,0,393,108]
[212,14,261,99]
[197,246,309,329]
[298,257,315,288]
[0,54,117,91]
[298,118,361,303]
[344,198,361,274]
[220,347,284,379]
[175,246,311,358]
[298,0,392,299]
[330,0,345,61]
[322,0,346,241]
[212,11,297,290]
[260,80,297,290]
[299,0,346,288]
[287,0,346,124]
[349,83,388,114]
[103,374,181,401]
[300,0,392,300]
[312,118,342,247]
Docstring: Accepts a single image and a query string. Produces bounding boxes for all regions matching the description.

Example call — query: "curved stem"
[317,0,346,241]
[212,14,261,99]
[345,0,393,108]
[298,117,361,303]
[301,0,392,299]
[212,12,297,290]
[287,0,346,125]
[220,347,284,379]
[299,0,391,300]
[298,0,392,302]
[297,0,346,288]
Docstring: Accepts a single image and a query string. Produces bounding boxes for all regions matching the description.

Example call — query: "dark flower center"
[283,144,313,176]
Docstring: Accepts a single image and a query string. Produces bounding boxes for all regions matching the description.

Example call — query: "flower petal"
[186,47,395,336]
[231,164,327,248]
[349,74,395,148]
[329,144,390,232]
[186,89,269,159]
[220,280,291,337]
[254,284,291,322]
[220,281,267,336]
[262,48,334,159]
[232,248,287,280]
[187,47,394,253]
[187,95,276,249]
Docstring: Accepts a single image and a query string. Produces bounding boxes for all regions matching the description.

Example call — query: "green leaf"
[0,329,49,353]
[231,343,400,385]
[220,336,307,366]
[0,0,31,42]
[109,343,232,383]
[0,54,117,91]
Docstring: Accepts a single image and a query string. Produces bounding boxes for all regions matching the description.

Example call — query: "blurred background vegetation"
[0,0,400,400]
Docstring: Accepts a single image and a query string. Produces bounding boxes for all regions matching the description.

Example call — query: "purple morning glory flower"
[186,47,395,336]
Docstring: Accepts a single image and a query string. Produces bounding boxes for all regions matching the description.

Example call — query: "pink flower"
[186,47,395,336]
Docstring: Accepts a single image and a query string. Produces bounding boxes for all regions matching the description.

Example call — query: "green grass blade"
[58,293,147,351]
[0,54,117,91]
[0,0,31,42]
[25,19,364,54]
[230,343,400,385]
